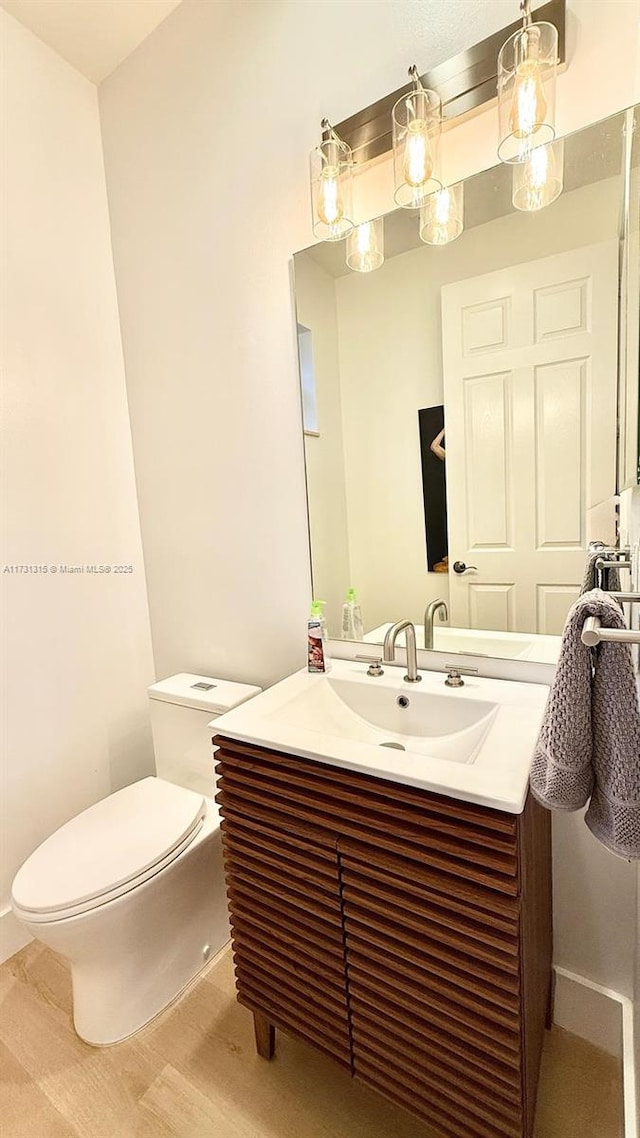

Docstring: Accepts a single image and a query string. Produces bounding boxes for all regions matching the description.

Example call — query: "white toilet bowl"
[11,673,260,1045]
[12,776,230,1045]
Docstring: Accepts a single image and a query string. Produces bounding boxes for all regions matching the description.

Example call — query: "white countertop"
[210,660,549,815]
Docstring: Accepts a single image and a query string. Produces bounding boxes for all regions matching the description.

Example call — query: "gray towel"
[530,589,640,860]
[581,550,621,593]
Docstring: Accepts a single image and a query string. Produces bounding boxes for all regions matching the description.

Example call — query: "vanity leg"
[253,1011,275,1059]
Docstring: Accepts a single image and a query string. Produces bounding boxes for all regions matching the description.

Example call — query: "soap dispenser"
[341,587,364,641]
[308,600,331,673]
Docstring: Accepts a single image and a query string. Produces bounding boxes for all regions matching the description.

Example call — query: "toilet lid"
[11,777,206,918]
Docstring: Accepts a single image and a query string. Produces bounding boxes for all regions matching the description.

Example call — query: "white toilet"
[11,673,260,1046]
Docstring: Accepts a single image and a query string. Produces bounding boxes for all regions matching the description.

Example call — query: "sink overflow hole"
[380,741,406,751]
[397,696,410,709]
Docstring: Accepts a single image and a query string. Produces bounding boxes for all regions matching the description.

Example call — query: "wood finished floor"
[0,942,623,1138]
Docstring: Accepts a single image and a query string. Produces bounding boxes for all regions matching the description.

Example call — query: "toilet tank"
[148,673,262,799]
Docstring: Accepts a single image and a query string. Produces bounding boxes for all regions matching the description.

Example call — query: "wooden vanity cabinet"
[215,736,552,1138]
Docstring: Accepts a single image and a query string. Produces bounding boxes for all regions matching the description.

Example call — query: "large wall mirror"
[293,106,639,665]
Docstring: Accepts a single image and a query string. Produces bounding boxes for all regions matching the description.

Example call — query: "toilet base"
[17,807,229,1045]
[82,936,231,1047]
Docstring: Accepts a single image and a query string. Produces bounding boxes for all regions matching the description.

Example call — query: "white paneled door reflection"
[442,242,618,635]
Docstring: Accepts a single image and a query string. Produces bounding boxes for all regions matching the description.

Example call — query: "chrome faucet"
[383,621,421,683]
[423,599,449,650]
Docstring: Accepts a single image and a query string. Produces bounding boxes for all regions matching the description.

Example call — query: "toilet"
[11,673,260,1046]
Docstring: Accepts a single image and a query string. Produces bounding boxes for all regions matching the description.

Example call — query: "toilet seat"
[11,777,206,923]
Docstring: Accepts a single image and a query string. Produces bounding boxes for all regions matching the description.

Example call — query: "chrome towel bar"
[581,617,640,647]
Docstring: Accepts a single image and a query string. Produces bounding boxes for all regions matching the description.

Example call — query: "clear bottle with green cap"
[341,587,364,641]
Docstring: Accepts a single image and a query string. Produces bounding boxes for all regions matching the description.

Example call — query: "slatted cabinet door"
[340,840,525,1138]
[214,737,552,1138]
[215,743,351,1068]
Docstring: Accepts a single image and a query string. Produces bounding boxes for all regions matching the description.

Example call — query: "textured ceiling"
[0,0,182,83]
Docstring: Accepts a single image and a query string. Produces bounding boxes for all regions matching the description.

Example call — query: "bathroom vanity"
[212,663,552,1138]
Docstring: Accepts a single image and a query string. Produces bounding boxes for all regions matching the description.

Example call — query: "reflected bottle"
[341,588,364,641]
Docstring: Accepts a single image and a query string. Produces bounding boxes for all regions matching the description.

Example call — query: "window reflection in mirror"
[297,323,319,436]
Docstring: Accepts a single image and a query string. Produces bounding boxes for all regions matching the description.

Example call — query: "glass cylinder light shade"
[497,21,558,163]
[512,137,564,211]
[310,137,354,242]
[392,88,442,208]
[419,182,464,245]
[346,218,384,272]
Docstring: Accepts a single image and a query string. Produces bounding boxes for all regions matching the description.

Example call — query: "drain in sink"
[380,741,406,751]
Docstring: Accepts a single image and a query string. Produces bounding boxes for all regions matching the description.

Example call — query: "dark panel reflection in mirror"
[418,406,448,573]
[293,107,640,664]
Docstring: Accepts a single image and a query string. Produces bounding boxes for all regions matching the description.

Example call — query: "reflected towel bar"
[595,557,632,572]
[590,546,630,558]
[581,617,640,646]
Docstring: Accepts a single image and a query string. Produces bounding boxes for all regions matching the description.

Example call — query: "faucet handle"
[444,663,479,688]
[355,654,384,677]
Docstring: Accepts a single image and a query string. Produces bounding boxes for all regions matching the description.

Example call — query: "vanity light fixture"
[310,120,354,242]
[497,0,559,163]
[512,137,564,210]
[392,66,442,209]
[346,218,385,272]
[419,182,464,245]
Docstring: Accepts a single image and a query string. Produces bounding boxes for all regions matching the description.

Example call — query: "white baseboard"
[554,967,637,1138]
[0,905,32,964]
[554,967,624,1056]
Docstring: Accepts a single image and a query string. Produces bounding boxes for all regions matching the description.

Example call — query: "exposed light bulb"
[510,62,547,139]
[509,29,547,140]
[317,166,343,226]
[513,138,563,211]
[430,190,455,244]
[346,218,384,273]
[392,79,441,208]
[403,118,433,188]
[311,128,353,241]
[526,145,552,204]
[357,222,372,254]
[420,183,464,246]
[434,188,452,224]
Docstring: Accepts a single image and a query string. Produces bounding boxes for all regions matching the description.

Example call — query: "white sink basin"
[211,660,549,813]
[273,674,498,764]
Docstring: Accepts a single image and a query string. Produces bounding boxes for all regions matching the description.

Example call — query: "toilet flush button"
[192,682,216,691]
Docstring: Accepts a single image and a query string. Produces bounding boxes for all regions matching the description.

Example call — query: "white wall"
[97,0,640,1038]
[334,177,621,634]
[0,10,156,960]
[294,254,351,631]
